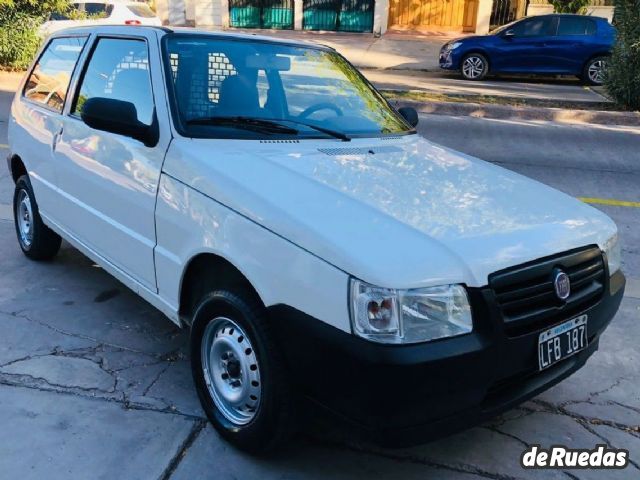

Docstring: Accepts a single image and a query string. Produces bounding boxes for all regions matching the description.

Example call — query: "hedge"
[0,10,41,70]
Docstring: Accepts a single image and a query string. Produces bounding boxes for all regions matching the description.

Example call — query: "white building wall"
[195,0,223,26]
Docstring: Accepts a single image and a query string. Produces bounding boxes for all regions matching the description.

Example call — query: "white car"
[7,26,625,452]
[39,1,161,37]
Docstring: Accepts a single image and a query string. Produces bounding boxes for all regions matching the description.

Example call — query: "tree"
[0,0,70,17]
[0,0,71,69]
[605,0,640,110]
[548,0,591,13]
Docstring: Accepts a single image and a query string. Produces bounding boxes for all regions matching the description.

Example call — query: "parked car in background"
[39,1,161,37]
[440,14,615,85]
[8,26,625,453]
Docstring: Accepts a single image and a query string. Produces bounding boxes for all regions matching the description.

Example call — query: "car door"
[492,16,557,73]
[53,32,171,291]
[543,16,599,75]
[12,36,87,219]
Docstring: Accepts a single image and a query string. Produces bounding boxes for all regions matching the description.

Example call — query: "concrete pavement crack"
[160,419,207,480]
[0,379,206,420]
[304,436,520,480]
[0,308,172,358]
[142,362,171,397]
[531,398,640,438]
[0,371,116,395]
[483,426,530,449]
[578,420,640,472]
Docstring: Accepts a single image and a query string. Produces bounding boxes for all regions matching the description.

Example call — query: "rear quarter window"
[557,17,597,36]
[23,37,87,112]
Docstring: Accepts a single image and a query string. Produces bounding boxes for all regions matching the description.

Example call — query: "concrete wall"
[194,0,223,26]
[476,0,493,34]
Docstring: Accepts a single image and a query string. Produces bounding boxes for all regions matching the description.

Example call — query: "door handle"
[52,126,64,151]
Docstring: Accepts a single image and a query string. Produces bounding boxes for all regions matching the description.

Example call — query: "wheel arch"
[178,251,265,325]
[583,52,610,70]
[9,154,27,184]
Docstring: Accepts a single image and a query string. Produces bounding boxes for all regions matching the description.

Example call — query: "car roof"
[528,13,607,21]
[49,25,335,51]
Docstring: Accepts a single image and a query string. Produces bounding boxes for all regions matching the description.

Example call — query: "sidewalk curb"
[391,98,640,127]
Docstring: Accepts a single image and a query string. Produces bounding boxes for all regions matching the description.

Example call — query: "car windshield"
[162,34,412,139]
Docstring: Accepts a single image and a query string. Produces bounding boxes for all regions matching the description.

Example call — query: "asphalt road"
[0,82,639,480]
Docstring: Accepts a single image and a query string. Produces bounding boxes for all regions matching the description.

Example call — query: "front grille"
[489,246,606,337]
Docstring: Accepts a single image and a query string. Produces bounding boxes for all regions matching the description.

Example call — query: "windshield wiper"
[269,118,351,142]
[185,115,351,141]
[185,116,299,135]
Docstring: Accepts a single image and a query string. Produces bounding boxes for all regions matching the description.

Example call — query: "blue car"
[439,14,615,85]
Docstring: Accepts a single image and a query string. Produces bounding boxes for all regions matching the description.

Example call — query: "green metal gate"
[229,0,294,29]
[303,0,374,32]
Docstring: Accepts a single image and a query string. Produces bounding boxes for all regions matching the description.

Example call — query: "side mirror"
[398,106,419,128]
[80,97,158,147]
[503,29,515,38]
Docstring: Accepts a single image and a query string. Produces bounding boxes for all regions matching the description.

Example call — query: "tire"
[583,56,608,86]
[190,289,296,453]
[13,175,61,261]
[461,53,489,81]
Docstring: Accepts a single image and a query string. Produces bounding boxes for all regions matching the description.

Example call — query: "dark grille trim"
[489,246,606,337]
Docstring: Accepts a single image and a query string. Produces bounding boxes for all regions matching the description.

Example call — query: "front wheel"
[190,289,296,453]
[461,53,489,81]
[13,175,61,260]
[583,56,608,86]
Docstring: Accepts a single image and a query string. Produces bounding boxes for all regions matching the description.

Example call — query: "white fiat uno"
[7,26,625,452]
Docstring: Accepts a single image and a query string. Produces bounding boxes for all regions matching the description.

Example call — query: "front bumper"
[268,269,625,447]
[439,47,463,70]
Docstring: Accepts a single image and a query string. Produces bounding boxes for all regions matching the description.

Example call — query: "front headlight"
[350,279,472,344]
[443,41,463,51]
[603,233,621,275]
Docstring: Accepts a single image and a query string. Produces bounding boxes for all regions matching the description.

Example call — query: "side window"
[73,38,154,127]
[512,18,553,37]
[23,37,86,112]
[557,18,596,36]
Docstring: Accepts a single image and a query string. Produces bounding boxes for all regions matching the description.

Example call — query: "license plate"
[538,315,588,371]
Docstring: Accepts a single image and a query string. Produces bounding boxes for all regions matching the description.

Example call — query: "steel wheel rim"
[17,189,33,248]
[463,56,484,79]
[201,317,261,426]
[588,60,606,84]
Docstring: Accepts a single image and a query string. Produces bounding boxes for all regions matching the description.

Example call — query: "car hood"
[164,135,616,288]
[444,35,488,46]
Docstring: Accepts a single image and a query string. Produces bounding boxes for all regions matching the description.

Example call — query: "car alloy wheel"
[588,59,606,85]
[462,55,486,80]
[200,316,262,426]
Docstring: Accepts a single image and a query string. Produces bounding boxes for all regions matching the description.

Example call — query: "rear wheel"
[461,53,489,81]
[583,56,608,86]
[13,175,61,260]
[190,289,296,453]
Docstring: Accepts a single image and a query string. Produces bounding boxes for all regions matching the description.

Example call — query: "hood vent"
[318,146,402,156]
[260,140,300,143]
